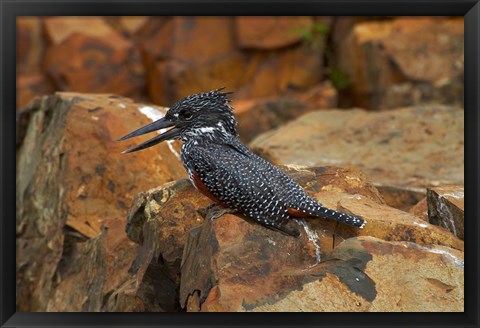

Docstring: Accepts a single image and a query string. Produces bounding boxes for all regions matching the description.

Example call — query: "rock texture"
[177,166,463,312]
[336,17,464,110]
[140,16,327,105]
[244,237,464,312]
[427,185,464,240]
[46,217,138,311]
[16,93,186,311]
[43,17,145,97]
[234,82,338,142]
[250,105,464,209]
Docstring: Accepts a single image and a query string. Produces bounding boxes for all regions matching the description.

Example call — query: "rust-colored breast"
[287,208,311,218]
[192,172,229,208]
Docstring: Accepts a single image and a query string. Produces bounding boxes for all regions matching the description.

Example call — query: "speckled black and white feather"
[173,89,366,235]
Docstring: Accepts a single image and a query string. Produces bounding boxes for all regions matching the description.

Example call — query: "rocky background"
[16,16,464,312]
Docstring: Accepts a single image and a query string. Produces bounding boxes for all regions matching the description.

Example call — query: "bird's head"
[119,88,237,153]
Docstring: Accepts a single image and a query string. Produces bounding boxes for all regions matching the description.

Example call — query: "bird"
[118,88,366,237]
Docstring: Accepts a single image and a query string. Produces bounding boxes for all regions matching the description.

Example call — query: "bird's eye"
[183,111,193,120]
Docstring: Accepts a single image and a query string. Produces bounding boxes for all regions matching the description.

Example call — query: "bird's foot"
[197,203,235,221]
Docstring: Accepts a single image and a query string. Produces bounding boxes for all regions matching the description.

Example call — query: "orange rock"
[16,17,46,75]
[44,16,130,47]
[232,82,337,142]
[16,93,186,311]
[409,197,428,222]
[44,18,144,96]
[336,17,464,110]
[333,193,463,251]
[142,17,325,105]
[250,105,464,208]
[235,16,314,49]
[141,17,237,104]
[16,73,54,109]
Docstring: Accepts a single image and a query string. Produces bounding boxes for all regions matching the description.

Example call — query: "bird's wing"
[186,142,293,223]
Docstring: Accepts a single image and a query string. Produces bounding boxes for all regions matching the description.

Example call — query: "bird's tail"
[293,199,366,228]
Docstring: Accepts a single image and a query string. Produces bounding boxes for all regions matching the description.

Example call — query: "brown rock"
[332,193,464,251]
[142,17,325,105]
[237,45,324,100]
[107,179,212,311]
[250,105,464,210]
[16,93,186,311]
[234,82,338,142]
[46,217,138,311]
[247,237,464,312]
[336,17,464,110]
[180,213,322,312]
[16,73,55,109]
[44,17,144,96]
[141,17,237,104]
[427,185,464,240]
[235,16,314,49]
[16,17,46,75]
[409,197,429,222]
[44,17,129,46]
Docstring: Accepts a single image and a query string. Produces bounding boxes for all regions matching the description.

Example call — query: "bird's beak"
[117,117,180,154]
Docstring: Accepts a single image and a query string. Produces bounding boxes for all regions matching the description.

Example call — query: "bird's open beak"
[117,117,180,154]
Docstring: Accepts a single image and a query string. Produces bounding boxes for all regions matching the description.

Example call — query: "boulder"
[16,92,186,311]
[427,185,464,240]
[336,17,464,110]
[250,105,464,211]
[244,237,464,312]
[179,164,462,311]
[141,16,326,105]
[233,82,338,143]
[235,16,314,49]
[43,17,144,97]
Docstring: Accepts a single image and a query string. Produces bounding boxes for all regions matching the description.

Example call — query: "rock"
[234,82,338,142]
[141,17,237,104]
[250,105,464,211]
[235,45,324,100]
[16,92,186,311]
[142,16,325,105]
[409,197,429,222]
[427,185,464,240]
[332,193,463,251]
[43,17,144,97]
[16,17,46,75]
[107,179,212,311]
[16,73,55,109]
[46,217,138,311]
[179,164,462,311]
[235,16,314,49]
[245,237,464,312]
[336,17,464,110]
[180,213,320,312]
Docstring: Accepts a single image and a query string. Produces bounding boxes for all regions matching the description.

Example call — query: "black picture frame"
[2,1,479,327]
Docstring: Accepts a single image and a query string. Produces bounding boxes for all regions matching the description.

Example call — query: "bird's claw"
[197,203,235,221]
